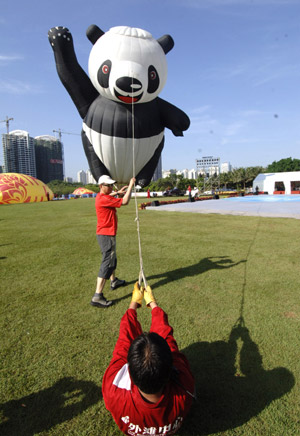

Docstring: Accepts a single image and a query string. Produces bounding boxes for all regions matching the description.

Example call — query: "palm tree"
[231,168,243,190]
[219,172,231,190]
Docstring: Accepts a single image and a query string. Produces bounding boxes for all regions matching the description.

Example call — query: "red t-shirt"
[102,308,195,436]
[95,193,123,235]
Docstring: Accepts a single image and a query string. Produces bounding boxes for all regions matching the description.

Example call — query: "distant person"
[90,175,135,308]
[102,283,195,435]
[188,185,192,201]
[147,189,150,198]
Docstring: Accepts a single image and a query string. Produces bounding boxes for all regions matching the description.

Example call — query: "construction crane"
[53,128,81,179]
[0,116,14,169]
[1,116,14,134]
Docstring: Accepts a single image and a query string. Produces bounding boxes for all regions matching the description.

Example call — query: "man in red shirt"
[91,175,135,308]
[102,284,195,435]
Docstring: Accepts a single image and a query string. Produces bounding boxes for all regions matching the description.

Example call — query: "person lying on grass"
[102,283,195,436]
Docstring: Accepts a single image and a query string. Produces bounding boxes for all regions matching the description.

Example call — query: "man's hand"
[117,185,128,197]
[130,282,144,309]
[143,285,156,307]
[128,177,136,189]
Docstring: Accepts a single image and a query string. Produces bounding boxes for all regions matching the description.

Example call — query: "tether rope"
[131,77,148,288]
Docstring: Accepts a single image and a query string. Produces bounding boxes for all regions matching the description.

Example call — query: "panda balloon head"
[88,25,173,104]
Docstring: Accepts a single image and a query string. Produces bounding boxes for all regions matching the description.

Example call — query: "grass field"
[0,197,299,436]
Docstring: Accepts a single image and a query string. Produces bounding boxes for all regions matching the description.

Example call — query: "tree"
[219,172,231,190]
[47,180,97,196]
[266,157,300,173]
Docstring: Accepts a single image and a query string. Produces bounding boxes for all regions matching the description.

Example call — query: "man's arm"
[143,286,179,352]
[122,177,135,205]
[110,282,144,362]
[102,284,144,395]
[150,306,179,353]
[112,309,142,361]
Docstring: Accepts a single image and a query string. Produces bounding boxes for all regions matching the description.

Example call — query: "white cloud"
[0,55,23,64]
[190,105,211,115]
[181,0,298,7]
[0,79,43,95]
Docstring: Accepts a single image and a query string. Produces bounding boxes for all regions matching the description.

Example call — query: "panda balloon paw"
[48,24,190,186]
[48,27,73,51]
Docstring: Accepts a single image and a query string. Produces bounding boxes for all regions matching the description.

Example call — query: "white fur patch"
[83,122,164,183]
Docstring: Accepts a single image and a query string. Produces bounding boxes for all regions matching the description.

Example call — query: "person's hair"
[127,332,173,394]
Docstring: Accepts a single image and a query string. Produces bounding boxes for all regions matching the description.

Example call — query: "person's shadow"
[179,318,295,435]
[147,256,246,290]
[0,377,101,436]
[113,256,246,304]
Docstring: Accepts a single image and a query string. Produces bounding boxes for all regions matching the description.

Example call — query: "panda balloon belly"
[82,97,165,184]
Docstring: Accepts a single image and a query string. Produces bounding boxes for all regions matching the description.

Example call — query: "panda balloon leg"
[81,130,111,183]
[135,138,165,188]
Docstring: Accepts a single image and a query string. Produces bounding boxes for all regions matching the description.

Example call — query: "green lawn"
[0,198,299,436]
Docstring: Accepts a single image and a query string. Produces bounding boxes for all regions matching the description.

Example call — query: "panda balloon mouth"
[115,89,143,104]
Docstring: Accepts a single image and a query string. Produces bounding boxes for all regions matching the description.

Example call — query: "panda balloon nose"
[116,77,142,94]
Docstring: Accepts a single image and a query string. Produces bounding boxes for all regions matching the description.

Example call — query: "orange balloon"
[0,173,54,204]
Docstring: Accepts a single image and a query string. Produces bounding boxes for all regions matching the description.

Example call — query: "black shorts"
[97,235,117,279]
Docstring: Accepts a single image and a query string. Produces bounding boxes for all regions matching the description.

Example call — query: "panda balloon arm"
[48,26,98,119]
[157,97,190,136]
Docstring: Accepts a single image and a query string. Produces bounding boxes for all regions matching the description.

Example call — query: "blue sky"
[1,0,300,180]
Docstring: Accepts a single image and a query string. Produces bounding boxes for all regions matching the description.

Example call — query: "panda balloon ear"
[86,24,105,44]
[157,35,174,54]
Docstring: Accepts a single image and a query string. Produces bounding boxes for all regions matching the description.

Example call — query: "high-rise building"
[77,170,87,184]
[86,169,96,184]
[162,169,177,178]
[34,135,64,183]
[152,156,162,181]
[221,162,232,173]
[188,169,198,180]
[2,130,36,177]
[196,156,220,177]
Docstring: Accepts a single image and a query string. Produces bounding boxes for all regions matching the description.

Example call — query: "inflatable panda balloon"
[48,24,190,186]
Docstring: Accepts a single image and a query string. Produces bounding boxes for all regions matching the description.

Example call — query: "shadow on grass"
[179,319,295,435]
[148,256,246,290]
[0,377,101,436]
[111,257,245,303]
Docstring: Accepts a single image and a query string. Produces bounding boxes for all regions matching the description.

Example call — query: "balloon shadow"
[0,377,101,436]
[148,256,246,290]
[179,319,295,435]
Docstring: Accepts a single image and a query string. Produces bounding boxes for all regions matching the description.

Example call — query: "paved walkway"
[146,195,300,219]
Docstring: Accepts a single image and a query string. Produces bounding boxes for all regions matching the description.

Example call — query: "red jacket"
[95,193,123,235]
[102,308,195,435]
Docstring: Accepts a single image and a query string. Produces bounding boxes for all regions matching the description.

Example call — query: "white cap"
[98,175,116,185]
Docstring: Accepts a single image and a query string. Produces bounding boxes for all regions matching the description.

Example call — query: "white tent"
[253,172,300,195]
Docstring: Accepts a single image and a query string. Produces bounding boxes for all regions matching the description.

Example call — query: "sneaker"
[111,278,126,290]
[90,294,113,308]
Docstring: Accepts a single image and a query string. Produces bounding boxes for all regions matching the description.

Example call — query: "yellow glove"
[131,282,144,307]
[143,285,156,307]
